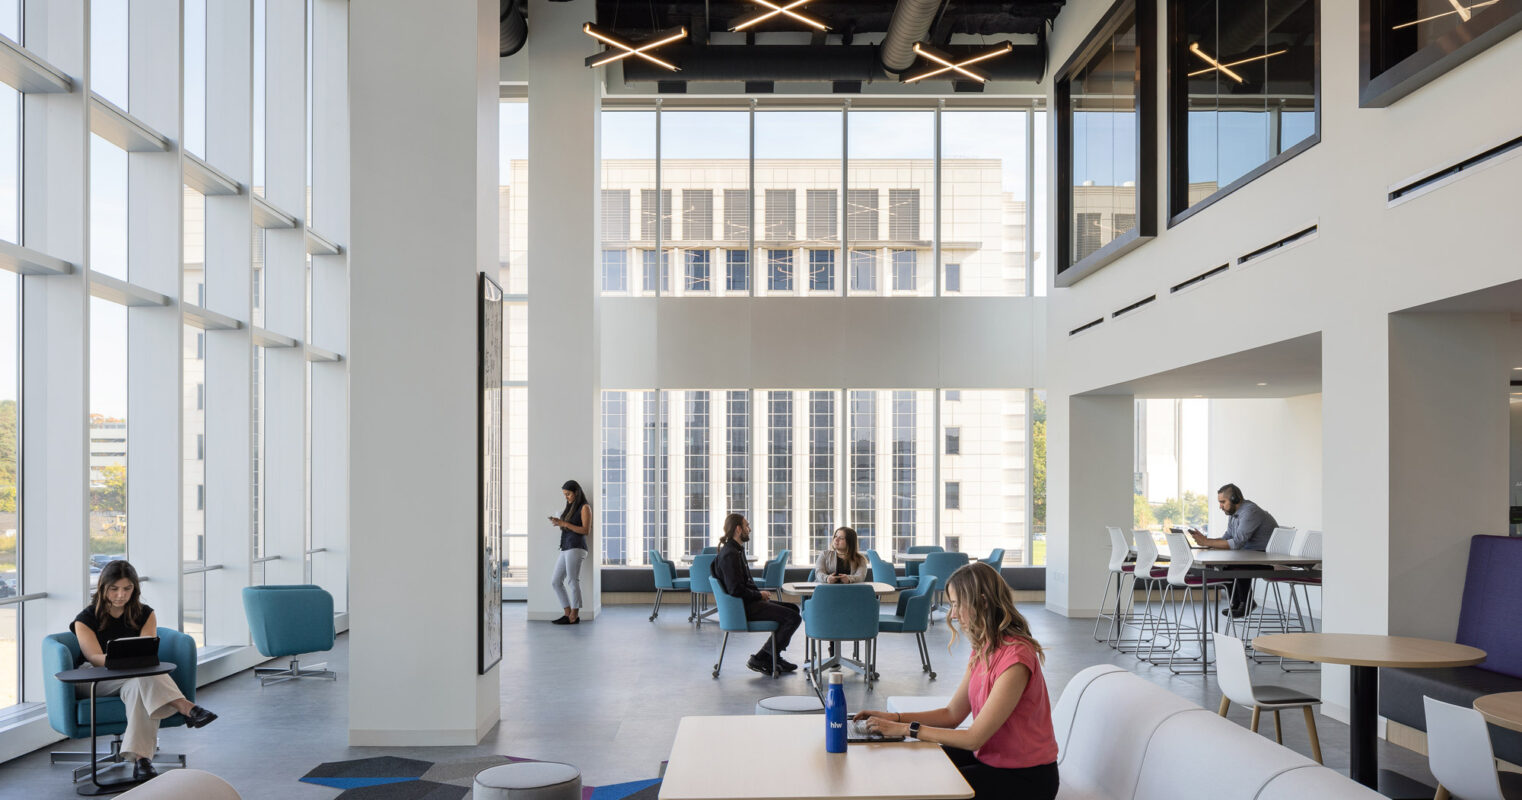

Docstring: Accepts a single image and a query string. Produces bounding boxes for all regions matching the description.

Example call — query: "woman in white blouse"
[814,526,870,583]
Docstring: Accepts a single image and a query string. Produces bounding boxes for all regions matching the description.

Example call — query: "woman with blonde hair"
[853,561,1058,799]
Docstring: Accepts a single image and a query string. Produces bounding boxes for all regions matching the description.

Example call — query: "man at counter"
[1188,483,1278,617]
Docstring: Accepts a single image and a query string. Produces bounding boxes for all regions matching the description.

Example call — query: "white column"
[526,0,601,621]
[349,0,500,746]
[310,0,350,611]
[21,0,90,702]
[203,0,254,648]
[125,0,184,618]
[1045,393,1132,617]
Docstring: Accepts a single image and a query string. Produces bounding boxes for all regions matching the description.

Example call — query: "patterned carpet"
[300,755,663,800]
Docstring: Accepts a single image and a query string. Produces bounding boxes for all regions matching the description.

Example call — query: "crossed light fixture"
[904,41,1014,84]
[1392,0,1498,28]
[583,23,688,71]
[1187,42,1286,83]
[731,0,830,31]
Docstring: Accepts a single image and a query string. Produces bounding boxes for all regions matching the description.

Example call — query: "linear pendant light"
[731,0,830,32]
[583,23,688,71]
[1393,0,1497,28]
[1185,45,1288,79]
[903,42,1013,84]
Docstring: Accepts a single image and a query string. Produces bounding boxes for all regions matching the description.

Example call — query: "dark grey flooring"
[0,601,1437,799]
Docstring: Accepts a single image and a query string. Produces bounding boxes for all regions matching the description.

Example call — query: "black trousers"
[942,747,1058,800]
[745,600,801,654]
[1218,566,1255,609]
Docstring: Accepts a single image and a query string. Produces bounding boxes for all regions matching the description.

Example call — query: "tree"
[91,465,127,513]
[1183,490,1209,526]
[1031,394,1046,529]
[1133,493,1156,530]
[1155,496,1182,527]
[0,400,13,513]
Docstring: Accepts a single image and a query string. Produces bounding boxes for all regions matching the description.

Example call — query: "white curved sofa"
[1054,665,1380,800]
[117,769,242,799]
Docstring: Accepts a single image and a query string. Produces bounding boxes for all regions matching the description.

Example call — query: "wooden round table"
[1475,691,1522,734]
[1252,633,1486,795]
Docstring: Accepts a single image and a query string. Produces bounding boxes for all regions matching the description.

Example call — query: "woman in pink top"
[855,561,1058,800]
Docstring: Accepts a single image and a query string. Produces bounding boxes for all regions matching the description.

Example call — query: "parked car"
[0,578,17,598]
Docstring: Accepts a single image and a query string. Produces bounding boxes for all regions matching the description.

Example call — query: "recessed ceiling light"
[1256,382,1268,386]
[1513,367,1522,371]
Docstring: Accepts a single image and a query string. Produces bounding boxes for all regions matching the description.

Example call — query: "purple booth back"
[1457,535,1522,679]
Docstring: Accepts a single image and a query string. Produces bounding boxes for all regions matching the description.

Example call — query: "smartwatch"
[908,721,922,740]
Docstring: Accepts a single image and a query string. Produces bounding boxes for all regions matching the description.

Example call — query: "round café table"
[1252,633,1485,798]
[1475,691,1522,734]
[781,581,898,598]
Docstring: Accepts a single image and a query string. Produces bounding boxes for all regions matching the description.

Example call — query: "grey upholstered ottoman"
[473,761,582,800]
[754,695,824,715]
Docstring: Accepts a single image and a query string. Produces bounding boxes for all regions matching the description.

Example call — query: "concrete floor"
[0,600,1437,799]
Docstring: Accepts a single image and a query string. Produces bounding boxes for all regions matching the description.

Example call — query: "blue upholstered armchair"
[43,628,195,778]
[242,585,336,686]
[878,575,939,679]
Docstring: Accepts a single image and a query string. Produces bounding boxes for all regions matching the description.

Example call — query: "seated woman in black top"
[72,560,217,781]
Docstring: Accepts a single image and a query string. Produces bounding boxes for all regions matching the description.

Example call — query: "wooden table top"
[782,581,898,597]
[1251,633,1487,668]
[1475,692,1522,734]
[659,715,973,800]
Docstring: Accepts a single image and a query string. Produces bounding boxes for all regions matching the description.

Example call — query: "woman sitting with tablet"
[854,561,1058,800]
[72,560,217,781]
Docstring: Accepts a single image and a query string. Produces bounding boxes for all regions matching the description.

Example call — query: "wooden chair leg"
[1218,697,1230,716]
[1250,706,1261,733]
[1302,706,1322,764]
[1434,787,1451,800]
[1273,709,1282,744]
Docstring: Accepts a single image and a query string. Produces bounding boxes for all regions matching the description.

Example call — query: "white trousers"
[79,671,184,759]
[551,548,587,609]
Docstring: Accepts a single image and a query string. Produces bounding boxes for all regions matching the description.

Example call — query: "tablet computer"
[104,636,160,670]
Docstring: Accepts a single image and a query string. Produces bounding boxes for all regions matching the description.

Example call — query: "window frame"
[1053,0,1158,288]
[1359,0,1522,108]
[1166,0,1321,227]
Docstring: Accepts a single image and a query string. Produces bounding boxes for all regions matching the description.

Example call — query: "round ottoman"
[473,761,582,800]
[755,695,825,715]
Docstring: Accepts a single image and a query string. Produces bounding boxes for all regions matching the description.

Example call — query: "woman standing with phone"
[548,479,592,624]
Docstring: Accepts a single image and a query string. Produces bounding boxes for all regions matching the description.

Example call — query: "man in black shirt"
[711,514,801,675]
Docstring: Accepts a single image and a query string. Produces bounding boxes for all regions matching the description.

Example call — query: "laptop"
[846,718,907,744]
[104,636,160,670]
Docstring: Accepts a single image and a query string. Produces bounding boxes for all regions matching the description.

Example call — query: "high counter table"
[659,715,973,800]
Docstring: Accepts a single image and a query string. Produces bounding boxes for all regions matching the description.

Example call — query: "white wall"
[349,0,500,746]
[1041,1,1522,713]
[1208,394,1323,535]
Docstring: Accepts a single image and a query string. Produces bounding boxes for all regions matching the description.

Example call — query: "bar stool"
[1114,530,1169,657]
[1148,532,1231,674]
[1092,526,1134,645]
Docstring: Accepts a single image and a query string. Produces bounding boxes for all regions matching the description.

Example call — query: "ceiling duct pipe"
[879,0,943,74]
[1216,0,1308,56]
[500,0,527,57]
[621,43,1045,83]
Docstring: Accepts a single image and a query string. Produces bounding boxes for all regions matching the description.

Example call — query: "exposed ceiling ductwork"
[500,0,527,58]
[879,0,941,74]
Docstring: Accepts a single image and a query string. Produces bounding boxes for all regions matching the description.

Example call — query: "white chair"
[1246,527,1309,644]
[1115,530,1168,657]
[1423,696,1522,800]
[1213,632,1323,763]
[1092,526,1134,645]
[1147,532,1231,673]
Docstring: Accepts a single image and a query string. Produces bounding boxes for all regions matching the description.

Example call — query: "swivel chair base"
[51,734,187,782]
[255,657,337,686]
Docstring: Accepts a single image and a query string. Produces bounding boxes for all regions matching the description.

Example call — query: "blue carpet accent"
[590,777,663,800]
[301,776,420,789]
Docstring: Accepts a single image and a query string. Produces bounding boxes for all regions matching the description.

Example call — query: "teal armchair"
[243,585,337,686]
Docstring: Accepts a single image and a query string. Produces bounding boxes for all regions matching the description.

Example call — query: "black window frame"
[1166,0,1322,227]
[1054,0,1158,288]
[1360,0,1522,108]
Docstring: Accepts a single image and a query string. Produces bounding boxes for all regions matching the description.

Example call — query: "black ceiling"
[593,1,1065,38]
